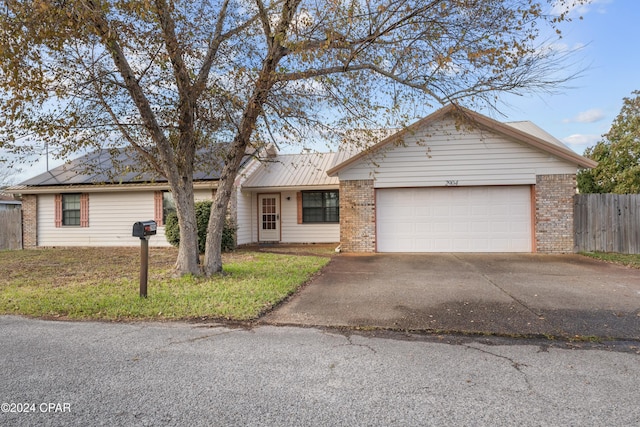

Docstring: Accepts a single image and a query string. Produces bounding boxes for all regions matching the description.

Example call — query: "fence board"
[574,194,640,254]
[0,209,22,250]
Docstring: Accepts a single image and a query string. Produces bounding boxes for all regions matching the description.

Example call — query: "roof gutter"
[5,181,219,195]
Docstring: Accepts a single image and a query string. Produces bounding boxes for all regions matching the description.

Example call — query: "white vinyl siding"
[377,186,532,252]
[338,117,576,187]
[236,190,254,245]
[39,192,167,247]
[37,189,214,247]
[192,189,214,201]
[236,189,340,245]
[280,190,339,243]
[235,158,262,245]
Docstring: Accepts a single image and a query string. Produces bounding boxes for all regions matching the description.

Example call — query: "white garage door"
[377,186,531,252]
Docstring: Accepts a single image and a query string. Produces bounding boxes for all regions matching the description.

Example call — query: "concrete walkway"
[263,253,640,340]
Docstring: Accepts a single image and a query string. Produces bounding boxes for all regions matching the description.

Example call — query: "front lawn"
[0,247,330,321]
[580,252,640,269]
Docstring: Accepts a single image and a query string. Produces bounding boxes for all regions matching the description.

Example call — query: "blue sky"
[7,0,637,183]
[488,0,638,155]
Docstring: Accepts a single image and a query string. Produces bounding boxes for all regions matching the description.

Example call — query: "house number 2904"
[446,180,459,186]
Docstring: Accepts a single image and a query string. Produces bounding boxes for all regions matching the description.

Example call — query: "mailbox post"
[132,220,157,298]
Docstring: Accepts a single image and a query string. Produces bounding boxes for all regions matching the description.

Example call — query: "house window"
[154,190,177,226]
[302,190,339,223]
[55,193,89,227]
[163,191,176,224]
[62,194,81,226]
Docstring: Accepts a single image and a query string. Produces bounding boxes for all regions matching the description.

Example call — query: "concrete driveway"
[263,254,640,340]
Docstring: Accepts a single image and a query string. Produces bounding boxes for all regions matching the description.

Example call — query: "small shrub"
[165,213,180,248]
[165,201,237,253]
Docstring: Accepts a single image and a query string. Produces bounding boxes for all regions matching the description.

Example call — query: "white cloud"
[552,0,612,16]
[563,109,605,123]
[548,41,585,54]
[562,133,600,146]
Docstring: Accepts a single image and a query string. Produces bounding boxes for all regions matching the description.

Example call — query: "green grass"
[579,252,640,269]
[0,247,330,321]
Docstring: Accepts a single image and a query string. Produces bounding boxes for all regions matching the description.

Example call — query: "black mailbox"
[132,220,157,238]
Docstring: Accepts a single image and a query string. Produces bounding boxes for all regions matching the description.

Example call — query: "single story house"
[8,148,222,248]
[8,105,596,253]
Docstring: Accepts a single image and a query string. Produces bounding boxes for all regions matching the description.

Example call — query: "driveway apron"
[263,254,640,340]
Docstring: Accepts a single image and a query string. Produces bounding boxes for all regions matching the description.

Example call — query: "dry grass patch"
[0,247,330,321]
[579,252,640,269]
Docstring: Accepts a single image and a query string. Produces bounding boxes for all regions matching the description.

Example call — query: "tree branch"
[80,0,177,173]
[276,62,446,105]
[255,0,273,49]
[194,0,229,95]
[154,0,193,100]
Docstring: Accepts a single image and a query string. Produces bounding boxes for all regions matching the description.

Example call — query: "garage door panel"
[451,223,469,233]
[471,221,489,232]
[377,186,531,252]
[394,223,414,234]
[472,206,489,215]
[415,223,432,233]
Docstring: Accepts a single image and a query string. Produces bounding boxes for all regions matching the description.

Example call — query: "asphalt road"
[1,316,639,426]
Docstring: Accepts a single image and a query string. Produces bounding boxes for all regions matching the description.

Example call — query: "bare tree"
[0,0,586,275]
[0,161,21,190]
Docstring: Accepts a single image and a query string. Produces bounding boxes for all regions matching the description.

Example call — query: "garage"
[326,105,597,254]
[376,186,532,252]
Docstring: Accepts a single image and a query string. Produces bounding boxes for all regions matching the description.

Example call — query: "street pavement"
[1,316,639,426]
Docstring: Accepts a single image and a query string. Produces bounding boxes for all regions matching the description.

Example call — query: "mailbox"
[132,220,156,298]
[132,220,157,238]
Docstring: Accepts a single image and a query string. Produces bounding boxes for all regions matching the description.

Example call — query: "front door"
[258,194,280,242]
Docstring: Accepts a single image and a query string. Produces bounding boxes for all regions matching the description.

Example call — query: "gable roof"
[327,104,597,176]
[242,152,349,189]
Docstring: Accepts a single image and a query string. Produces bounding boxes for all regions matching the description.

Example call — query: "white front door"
[258,194,280,242]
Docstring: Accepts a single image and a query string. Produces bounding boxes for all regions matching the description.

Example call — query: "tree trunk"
[202,138,246,275]
[202,1,300,275]
[171,177,201,276]
[202,72,279,275]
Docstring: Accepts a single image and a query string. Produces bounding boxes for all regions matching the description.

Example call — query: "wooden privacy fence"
[0,209,23,250]
[574,194,640,254]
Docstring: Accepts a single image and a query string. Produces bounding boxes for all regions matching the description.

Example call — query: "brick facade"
[339,180,376,252]
[21,194,37,248]
[535,174,576,253]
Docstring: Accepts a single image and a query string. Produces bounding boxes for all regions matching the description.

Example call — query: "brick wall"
[339,180,376,252]
[21,194,37,248]
[535,174,576,253]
